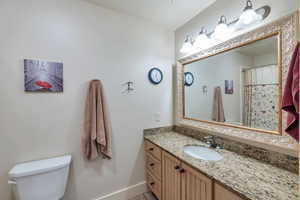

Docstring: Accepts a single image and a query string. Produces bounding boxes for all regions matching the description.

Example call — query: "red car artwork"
[35,81,53,89]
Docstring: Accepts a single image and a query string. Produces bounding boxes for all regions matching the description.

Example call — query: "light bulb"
[240,9,256,24]
[180,36,193,54]
[194,28,212,50]
[211,16,232,40]
[238,0,262,26]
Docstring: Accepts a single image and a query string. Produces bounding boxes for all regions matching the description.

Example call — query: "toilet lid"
[9,155,71,178]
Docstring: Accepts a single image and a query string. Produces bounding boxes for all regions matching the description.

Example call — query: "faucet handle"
[204,135,218,148]
[204,136,213,144]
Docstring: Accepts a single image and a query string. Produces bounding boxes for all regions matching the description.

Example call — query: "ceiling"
[85,0,216,30]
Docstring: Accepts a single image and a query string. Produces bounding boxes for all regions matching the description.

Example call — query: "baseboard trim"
[93,181,147,200]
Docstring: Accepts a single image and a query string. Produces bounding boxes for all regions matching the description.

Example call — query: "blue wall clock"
[184,72,194,86]
[148,67,163,85]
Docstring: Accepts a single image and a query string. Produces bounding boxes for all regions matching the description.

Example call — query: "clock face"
[148,68,163,84]
[185,72,194,86]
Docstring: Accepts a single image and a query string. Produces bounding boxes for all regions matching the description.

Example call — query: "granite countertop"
[144,131,299,200]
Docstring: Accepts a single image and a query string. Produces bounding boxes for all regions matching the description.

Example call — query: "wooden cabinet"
[162,151,212,200]
[147,172,162,200]
[144,139,244,200]
[145,140,162,161]
[215,183,243,200]
[145,140,162,199]
[181,163,212,200]
[162,151,181,200]
[146,153,162,180]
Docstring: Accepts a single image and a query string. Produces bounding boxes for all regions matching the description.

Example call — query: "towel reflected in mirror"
[212,87,225,122]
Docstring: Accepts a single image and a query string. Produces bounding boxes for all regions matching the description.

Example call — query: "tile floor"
[129,192,157,200]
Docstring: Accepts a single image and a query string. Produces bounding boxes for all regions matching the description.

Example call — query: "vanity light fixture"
[179,1,271,55]
[193,27,212,50]
[239,0,262,25]
[211,16,232,40]
[180,35,193,54]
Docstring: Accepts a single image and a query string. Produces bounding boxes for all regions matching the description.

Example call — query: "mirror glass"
[184,35,280,133]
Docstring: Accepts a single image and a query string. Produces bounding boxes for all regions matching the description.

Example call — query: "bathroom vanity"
[143,11,299,200]
[144,131,298,200]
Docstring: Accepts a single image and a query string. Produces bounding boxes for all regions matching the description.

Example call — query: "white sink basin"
[183,145,223,161]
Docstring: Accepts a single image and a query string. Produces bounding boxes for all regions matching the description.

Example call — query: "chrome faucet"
[204,136,219,149]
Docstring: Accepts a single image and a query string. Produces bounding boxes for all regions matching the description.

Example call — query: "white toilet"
[8,155,72,200]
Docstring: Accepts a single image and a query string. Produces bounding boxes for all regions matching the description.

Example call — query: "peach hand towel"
[212,87,225,122]
[82,80,112,160]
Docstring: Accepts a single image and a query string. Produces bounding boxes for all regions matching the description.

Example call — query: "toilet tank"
[9,155,72,200]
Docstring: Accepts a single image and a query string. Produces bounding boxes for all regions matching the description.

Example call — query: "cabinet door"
[181,163,212,200]
[162,151,181,200]
[215,183,244,200]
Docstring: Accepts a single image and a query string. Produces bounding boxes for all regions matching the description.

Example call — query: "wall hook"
[122,81,134,94]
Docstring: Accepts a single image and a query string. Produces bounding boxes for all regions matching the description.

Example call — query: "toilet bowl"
[8,155,72,200]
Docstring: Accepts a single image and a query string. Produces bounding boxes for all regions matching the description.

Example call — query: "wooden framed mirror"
[183,32,282,134]
[176,12,299,136]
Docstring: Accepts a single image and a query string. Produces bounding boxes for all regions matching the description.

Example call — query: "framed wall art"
[24,59,63,92]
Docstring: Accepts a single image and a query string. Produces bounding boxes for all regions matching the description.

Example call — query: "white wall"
[0,0,174,200]
[175,0,300,59]
[185,50,252,122]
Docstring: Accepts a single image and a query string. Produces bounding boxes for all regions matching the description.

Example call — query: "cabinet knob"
[149,148,154,151]
[179,168,186,173]
[150,163,155,167]
[150,182,155,186]
[174,165,180,170]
